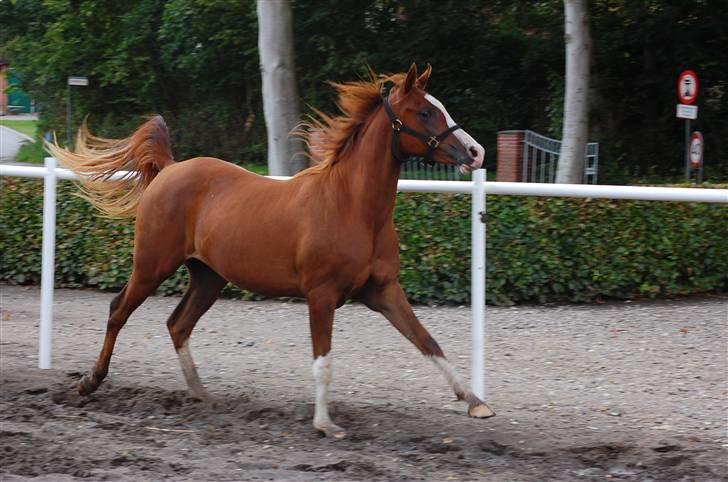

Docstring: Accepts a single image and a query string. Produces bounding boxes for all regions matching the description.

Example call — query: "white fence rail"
[1,159,727,400]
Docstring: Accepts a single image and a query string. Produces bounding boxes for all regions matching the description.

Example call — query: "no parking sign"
[676,70,699,120]
[678,70,698,105]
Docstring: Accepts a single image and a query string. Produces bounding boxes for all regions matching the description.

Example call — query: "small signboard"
[676,104,698,119]
[689,131,703,167]
[677,70,698,104]
[67,76,89,86]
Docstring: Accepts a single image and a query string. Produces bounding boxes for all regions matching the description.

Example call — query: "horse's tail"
[45,115,174,218]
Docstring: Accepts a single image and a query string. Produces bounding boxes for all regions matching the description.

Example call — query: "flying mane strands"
[300,70,407,170]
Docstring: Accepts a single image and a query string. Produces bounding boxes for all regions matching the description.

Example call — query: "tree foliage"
[1,0,726,179]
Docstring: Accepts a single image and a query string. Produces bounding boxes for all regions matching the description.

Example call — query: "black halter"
[382,92,462,164]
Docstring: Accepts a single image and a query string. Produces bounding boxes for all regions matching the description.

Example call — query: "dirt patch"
[1,285,726,480]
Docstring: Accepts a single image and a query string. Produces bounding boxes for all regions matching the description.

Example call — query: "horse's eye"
[418,110,432,119]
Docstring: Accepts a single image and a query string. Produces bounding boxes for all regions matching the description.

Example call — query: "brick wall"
[496,130,525,182]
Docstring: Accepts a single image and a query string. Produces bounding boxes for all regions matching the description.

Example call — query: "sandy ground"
[1,284,726,481]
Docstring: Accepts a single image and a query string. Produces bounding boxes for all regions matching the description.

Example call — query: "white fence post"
[470,169,486,399]
[39,157,57,369]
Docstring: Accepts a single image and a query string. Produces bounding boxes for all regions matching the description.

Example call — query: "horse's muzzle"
[447,141,484,173]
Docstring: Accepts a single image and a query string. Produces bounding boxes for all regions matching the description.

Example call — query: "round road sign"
[678,70,699,105]
[689,131,703,168]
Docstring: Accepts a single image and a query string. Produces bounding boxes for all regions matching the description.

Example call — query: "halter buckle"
[427,136,440,149]
[391,119,403,132]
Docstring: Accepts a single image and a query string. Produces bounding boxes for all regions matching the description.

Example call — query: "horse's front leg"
[306,292,346,438]
[362,281,495,418]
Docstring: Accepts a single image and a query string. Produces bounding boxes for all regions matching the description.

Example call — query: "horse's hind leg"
[78,269,168,395]
[362,281,495,418]
[166,258,226,400]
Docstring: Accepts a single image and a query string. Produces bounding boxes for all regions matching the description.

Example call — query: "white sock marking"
[312,354,334,426]
[177,340,205,395]
[429,355,468,396]
[424,93,485,169]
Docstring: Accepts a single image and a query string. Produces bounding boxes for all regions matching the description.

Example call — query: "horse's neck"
[328,109,400,229]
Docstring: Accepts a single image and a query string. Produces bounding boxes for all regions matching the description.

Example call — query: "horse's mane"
[299,70,407,173]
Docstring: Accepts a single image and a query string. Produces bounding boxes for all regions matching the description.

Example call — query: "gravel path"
[1,284,726,481]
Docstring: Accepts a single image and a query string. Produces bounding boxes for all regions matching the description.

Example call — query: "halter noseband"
[382,90,462,164]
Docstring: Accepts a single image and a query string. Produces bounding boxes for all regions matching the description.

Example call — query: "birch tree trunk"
[556,0,591,184]
[257,0,306,176]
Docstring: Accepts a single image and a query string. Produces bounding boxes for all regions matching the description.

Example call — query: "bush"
[1,177,726,305]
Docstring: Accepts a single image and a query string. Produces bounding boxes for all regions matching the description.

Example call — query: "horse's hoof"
[468,403,496,418]
[315,423,347,439]
[187,388,209,402]
[77,374,100,396]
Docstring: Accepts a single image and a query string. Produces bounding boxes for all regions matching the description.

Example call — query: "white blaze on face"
[424,94,485,172]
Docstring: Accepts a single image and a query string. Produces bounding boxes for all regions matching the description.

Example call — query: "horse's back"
[142,157,281,209]
[164,156,269,187]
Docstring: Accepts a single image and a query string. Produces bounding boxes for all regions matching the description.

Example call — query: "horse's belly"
[226,267,303,298]
[199,236,303,298]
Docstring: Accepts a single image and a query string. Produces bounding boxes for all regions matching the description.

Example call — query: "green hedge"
[1,178,726,305]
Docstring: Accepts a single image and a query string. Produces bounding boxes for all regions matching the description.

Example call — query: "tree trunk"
[556,0,591,184]
[257,0,306,176]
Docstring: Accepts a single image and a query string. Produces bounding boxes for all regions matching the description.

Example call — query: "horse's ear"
[403,62,418,93]
[416,64,432,89]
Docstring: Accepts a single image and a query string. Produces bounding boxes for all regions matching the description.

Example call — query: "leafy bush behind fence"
[1,178,726,305]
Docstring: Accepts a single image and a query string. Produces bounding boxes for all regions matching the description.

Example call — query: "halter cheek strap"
[382,94,462,164]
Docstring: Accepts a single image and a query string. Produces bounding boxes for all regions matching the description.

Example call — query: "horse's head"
[385,63,484,173]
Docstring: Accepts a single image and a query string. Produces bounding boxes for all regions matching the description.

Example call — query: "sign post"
[689,131,704,183]
[676,70,698,181]
[66,76,89,147]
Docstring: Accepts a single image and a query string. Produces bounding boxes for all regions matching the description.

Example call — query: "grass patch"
[0,119,38,138]
[16,141,48,164]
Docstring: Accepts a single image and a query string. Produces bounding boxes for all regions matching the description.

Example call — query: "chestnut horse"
[48,64,494,438]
